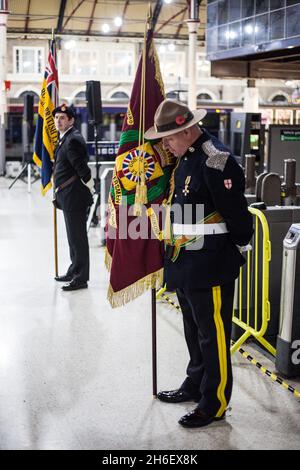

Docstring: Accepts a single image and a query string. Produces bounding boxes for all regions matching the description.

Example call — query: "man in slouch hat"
[145,99,253,428]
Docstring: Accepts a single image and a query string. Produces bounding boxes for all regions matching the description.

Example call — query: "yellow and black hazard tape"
[157,290,300,400]
[158,292,181,311]
[236,346,300,399]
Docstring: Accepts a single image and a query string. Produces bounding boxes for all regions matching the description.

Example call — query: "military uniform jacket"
[164,129,253,290]
[53,127,93,212]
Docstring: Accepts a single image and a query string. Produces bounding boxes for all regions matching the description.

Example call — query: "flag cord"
[134,10,149,216]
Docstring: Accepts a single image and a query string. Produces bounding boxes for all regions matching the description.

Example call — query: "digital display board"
[206,0,300,61]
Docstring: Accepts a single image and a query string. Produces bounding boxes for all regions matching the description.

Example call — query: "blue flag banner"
[33,40,59,194]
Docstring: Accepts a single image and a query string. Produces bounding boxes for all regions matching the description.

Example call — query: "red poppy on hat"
[175,115,186,126]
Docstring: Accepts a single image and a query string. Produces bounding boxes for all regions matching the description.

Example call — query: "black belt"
[55,175,78,194]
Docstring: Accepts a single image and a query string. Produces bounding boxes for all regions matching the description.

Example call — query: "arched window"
[111,91,129,100]
[19,90,39,103]
[74,91,86,101]
[166,91,179,99]
[271,94,288,104]
[197,92,213,101]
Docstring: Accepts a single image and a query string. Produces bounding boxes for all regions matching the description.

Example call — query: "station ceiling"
[7,0,207,41]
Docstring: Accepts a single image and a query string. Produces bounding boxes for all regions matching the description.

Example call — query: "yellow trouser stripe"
[213,286,228,418]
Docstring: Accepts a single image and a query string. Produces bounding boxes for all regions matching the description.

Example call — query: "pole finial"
[147,2,153,27]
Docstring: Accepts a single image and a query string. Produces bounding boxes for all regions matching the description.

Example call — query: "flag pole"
[52,28,59,277]
[146,3,158,397]
[54,206,58,276]
[152,287,157,396]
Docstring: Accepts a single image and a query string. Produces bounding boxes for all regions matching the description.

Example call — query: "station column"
[0,0,8,175]
[244,78,259,113]
[187,0,200,111]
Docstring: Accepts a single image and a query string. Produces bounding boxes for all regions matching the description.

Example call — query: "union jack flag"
[33,40,59,194]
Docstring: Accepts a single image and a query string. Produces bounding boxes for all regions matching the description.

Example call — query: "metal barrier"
[231,207,275,356]
[157,289,300,399]
[156,208,275,357]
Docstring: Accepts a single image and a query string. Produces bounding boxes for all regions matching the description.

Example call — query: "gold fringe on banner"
[107,268,164,308]
[104,247,112,272]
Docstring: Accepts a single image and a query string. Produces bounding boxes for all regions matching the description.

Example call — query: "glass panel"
[229,0,241,21]
[228,21,241,48]
[206,27,218,52]
[207,2,218,28]
[218,24,229,49]
[255,0,269,15]
[37,49,42,74]
[21,49,35,73]
[107,51,134,78]
[270,0,285,10]
[270,10,285,39]
[242,0,255,18]
[241,18,255,45]
[255,13,269,43]
[286,4,300,37]
[72,51,98,75]
[286,0,300,6]
[218,0,228,25]
[16,49,19,73]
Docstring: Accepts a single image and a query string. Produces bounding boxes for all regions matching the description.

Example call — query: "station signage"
[280,130,300,142]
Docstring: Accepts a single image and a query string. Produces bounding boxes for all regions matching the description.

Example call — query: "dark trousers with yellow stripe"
[176,282,234,418]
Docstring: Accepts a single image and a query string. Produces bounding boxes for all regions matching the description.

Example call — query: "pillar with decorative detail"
[0,0,8,175]
[187,0,200,111]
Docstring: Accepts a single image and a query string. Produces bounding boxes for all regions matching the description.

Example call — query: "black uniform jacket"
[164,129,254,290]
[53,127,93,212]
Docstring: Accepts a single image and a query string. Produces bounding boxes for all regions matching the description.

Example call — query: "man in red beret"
[53,104,94,291]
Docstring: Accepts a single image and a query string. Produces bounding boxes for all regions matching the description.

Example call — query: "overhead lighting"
[114,17,123,27]
[226,30,237,39]
[159,45,166,53]
[164,0,173,4]
[168,43,175,51]
[64,39,76,50]
[244,24,253,35]
[102,23,110,33]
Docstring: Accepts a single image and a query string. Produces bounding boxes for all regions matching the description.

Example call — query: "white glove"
[81,177,95,194]
[236,244,252,253]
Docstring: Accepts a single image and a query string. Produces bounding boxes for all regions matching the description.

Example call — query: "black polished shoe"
[157,389,200,403]
[55,274,73,282]
[62,280,88,291]
[178,407,225,428]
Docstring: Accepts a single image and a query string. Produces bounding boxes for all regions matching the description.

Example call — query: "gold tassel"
[107,268,164,308]
[133,183,142,216]
[133,180,148,216]
[139,181,148,205]
[133,202,142,217]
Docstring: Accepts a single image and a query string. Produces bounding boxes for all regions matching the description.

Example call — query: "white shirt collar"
[59,126,73,139]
